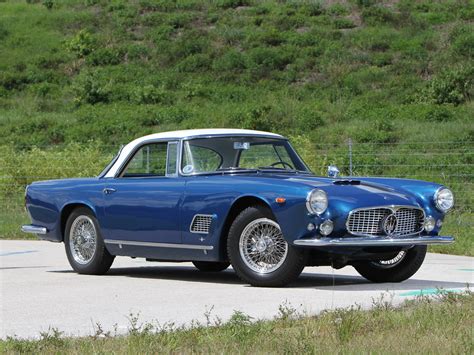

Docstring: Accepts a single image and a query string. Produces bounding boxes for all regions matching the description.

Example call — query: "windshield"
[181,137,310,175]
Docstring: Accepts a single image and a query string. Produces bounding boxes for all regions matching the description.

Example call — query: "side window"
[182,142,222,174]
[166,142,178,176]
[123,143,167,177]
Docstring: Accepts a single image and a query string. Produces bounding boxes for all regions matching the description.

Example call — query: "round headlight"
[306,189,328,215]
[434,188,454,212]
[424,216,436,232]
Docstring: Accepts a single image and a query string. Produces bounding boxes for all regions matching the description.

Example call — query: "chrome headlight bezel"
[306,189,328,215]
[434,187,454,213]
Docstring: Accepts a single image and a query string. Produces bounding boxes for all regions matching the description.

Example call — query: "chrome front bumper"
[21,224,47,235]
[293,235,454,247]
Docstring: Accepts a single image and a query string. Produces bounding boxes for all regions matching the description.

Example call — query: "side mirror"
[328,165,340,178]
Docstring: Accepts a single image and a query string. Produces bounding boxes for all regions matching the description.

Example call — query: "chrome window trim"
[105,130,285,178]
[189,214,214,234]
[345,205,426,238]
[166,141,179,177]
[116,140,172,178]
[104,239,214,250]
[178,136,291,177]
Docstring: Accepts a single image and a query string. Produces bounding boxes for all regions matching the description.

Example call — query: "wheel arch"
[60,202,97,241]
[217,195,275,260]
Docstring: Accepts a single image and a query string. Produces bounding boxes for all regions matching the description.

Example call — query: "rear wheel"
[354,246,427,283]
[227,206,306,287]
[64,207,114,275]
[192,261,230,272]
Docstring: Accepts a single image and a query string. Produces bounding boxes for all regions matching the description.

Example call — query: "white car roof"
[132,128,282,141]
[104,129,284,177]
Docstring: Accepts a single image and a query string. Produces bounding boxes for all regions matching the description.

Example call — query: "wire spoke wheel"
[69,215,97,265]
[239,218,288,274]
[373,251,407,268]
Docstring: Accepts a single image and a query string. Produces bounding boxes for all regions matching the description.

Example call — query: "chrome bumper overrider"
[293,235,454,247]
[21,224,47,235]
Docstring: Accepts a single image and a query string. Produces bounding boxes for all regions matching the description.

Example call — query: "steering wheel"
[270,161,294,170]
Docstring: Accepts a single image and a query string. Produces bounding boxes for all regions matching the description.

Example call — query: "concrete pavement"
[1,240,473,339]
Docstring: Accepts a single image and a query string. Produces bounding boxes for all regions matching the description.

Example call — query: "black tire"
[227,206,306,287]
[64,207,114,275]
[192,261,230,272]
[354,246,427,283]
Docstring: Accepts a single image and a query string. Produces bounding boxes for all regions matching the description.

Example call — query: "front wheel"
[227,206,306,287]
[64,207,115,275]
[353,246,427,283]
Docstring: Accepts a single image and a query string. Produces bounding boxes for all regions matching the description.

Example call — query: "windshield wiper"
[257,167,312,174]
[217,167,258,173]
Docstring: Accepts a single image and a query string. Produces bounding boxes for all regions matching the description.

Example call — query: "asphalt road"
[1,240,473,339]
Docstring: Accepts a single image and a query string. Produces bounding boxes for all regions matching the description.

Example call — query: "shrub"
[426,67,473,105]
[300,3,324,17]
[42,0,54,10]
[175,54,211,72]
[130,85,171,104]
[424,105,454,122]
[241,105,273,131]
[0,22,8,40]
[65,29,97,57]
[73,71,111,105]
[214,0,250,9]
[354,118,399,144]
[298,108,325,131]
[328,4,349,16]
[256,28,285,46]
[86,47,124,66]
[213,50,247,71]
[334,18,355,29]
[35,53,66,69]
[452,32,474,58]
[170,32,209,60]
[220,26,244,45]
[125,44,150,61]
[361,6,397,26]
[247,47,293,77]
[167,13,194,29]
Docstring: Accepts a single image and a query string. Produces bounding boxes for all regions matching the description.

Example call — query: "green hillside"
[0,0,473,253]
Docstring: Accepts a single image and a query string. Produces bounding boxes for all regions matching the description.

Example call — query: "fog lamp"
[320,220,334,236]
[424,216,436,232]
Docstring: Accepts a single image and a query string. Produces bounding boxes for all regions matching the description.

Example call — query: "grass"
[1,291,473,353]
[0,1,472,253]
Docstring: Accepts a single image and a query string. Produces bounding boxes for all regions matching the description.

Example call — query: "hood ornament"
[328,165,340,178]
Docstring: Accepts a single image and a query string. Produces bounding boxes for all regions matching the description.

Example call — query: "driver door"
[101,141,184,244]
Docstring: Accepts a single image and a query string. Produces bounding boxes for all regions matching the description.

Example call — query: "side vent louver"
[190,214,213,234]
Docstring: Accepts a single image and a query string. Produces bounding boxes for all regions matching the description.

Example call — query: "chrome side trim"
[345,205,425,238]
[294,235,454,247]
[21,225,47,235]
[104,239,214,250]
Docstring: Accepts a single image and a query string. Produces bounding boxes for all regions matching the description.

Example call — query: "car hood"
[263,173,424,211]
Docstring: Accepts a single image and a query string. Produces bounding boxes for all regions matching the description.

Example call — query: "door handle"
[103,188,116,195]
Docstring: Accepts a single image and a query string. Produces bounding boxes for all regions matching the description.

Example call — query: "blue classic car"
[22,129,455,286]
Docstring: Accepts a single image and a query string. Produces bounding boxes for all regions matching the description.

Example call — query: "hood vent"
[333,180,361,185]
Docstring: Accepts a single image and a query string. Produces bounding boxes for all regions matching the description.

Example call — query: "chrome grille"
[346,207,425,237]
[190,214,213,234]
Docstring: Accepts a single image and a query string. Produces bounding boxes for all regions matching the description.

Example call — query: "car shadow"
[49,265,471,291]
[1,265,51,270]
